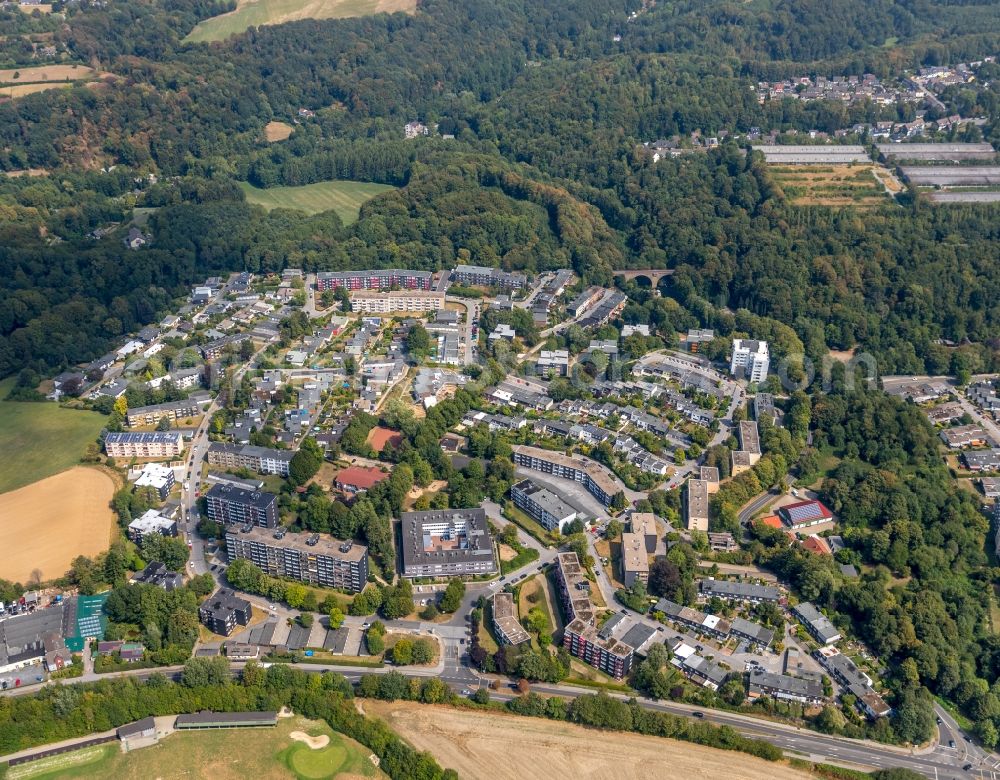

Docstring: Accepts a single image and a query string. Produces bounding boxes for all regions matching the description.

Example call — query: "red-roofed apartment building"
[778,499,833,529]
[335,466,389,494]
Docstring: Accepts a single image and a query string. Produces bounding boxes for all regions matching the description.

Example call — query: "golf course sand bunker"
[290,731,331,749]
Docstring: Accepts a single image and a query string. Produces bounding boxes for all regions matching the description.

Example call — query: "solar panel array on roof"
[784,501,829,523]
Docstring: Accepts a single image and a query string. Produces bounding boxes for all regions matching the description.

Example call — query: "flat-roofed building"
[510,479,577,532]
[400,508,497,578]
[104,431,185,458]
[492,591,530,645]
[315,269,433,292]
[349,289,446,314]
[940,424,992,449]
[174,711,277,729]
[685,478,709,531]
[630,512,658,553]
[699,578,780,604]
[127,509,178,545]
[225,525,368,592]
[620,532,649,587]
[512,445,620,507]
[207,443,294,476]
[555,552,634,678]
[126,398,205,427]
[206,484,278,529]
[732,421,762,475]
[133,462,176,499]
[730,339,769,382]
[451,264,527,290]
[756,145,868,164]
[700,466,720,492]
[754,393,780,425]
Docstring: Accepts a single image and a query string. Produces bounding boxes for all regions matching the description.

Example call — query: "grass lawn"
[239,180,396,224]
[7,714,383,780]
[500,544,539,575]
[185,0,415,43]
[517,575,555,649]
[478,601,500,654]
[0,378,107,494]
[501,503,560,547]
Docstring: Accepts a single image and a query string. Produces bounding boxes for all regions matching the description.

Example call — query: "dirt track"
[0,467,115,583]
[366,702,812,780]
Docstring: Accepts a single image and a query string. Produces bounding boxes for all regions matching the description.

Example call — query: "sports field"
[185,0,415,43]
[365,702,812,780]
[0,378,107,494]
[0,467,116,583]
[6,714,383,780]
[240,180,396,224]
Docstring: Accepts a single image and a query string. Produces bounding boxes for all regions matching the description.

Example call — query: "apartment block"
[730,339,770,382]
[399,508,497,578]
[127,509,178,545]
[126,399,205,428]
[629,512,658,553]
[206,483,279,529]
[555,552,633,678]
[104,431,185,458]
[620,532,649,587]
[315,269,433,292]
[492,591,530,645]
[451,264,527,290]
[207,442,295,476]
[512,445,620,506]
[510,478,577,532]
[685,478,709,531]
[349,289,446,314]
[794,602,841,645]
[199,589,252,637]
[225,525,368,592]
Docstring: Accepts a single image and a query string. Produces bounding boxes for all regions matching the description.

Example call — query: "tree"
[181,656,230,687]
[471,687,490,705]
[412,638,434,664]
[328,607,345,629]
[648,557,682,599]
[366,629,385,656]
[439,579,466,613]
[405,324,431,357]
[605,519,623,540]
[611,491,627,511]
[719,677,747,706]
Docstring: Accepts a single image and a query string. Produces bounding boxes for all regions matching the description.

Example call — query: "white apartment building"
[730,339,770,382]
[349,289,446,314]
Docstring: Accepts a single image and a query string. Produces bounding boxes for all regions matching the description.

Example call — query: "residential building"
[685,478,709,531]
[133,463,175,499]
[349,289,446,314]
[536,350,570,377]
[200,333,253,361]
[981,477,1000,498]
[488,323,516,342]
[555,552,634,678]
[104,431,185,458]
[510,479,577,532]
[126,399,205,428]
[816,647,892,719]
[621,323,650,338]
[207,443,295,476]
[699,578,780,604]
[129,561,184,590]
[730,339,770,382]
[748,669,824,704]
[730,617,774,649]
[963,449,1000,472]
[968,381,1000,413]
[577,290,627,329]
[940,424,993,449]
[205,484,279,529]
[127,510,178,545]
[492,592,530,645]
[621,532,649,587]
[925,401,965,425]
[198,589,252,637]
[512,445,620,506]
[655,598,731,640]
[754,393,780,425]
[226,525,368,592]
[567,286,605,318]
[700,466,720,491]
[399,508,498,578]
[731,421,762,475]
[794,602,841,645]
[685,329,714,352]
[779,499,834,529]
[451,264,527,290]
[708,532,737,552]
[315,269,433,292]
[334,466,389,494]
[669,640,729,690]
[630,512,658,553]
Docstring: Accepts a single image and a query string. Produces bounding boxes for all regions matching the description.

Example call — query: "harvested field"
[185,0,415,43]
[0,467,116,583]
[0,82,72,97]
[366,702,812,780]
[769,164,888,207]
[265,120,293,142]
[0,64,96,83]
[16,3,52,12]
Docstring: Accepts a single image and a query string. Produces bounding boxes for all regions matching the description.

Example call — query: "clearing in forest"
[184,0,415,43]
[768,164,889,207]
[240,179,396,224]
[265,120,294,142]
